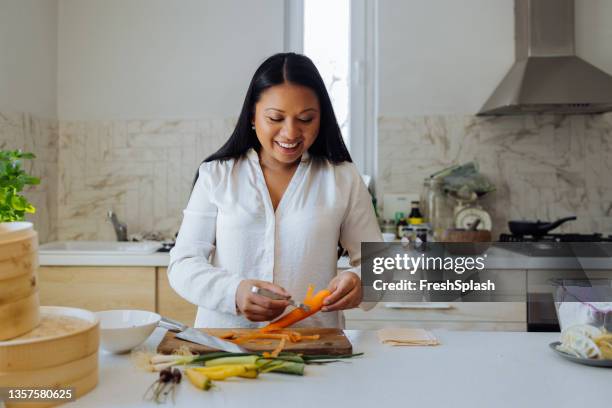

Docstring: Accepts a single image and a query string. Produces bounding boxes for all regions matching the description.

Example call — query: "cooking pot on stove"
[508,216,576,236]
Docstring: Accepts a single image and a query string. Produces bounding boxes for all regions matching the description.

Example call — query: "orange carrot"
[232,333,290,343]
[305,284,315,301]
[299,334,320,340]
[270,337,286,357]
[260,287,332,332]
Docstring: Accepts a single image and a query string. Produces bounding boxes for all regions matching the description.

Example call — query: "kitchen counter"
[68,329,609,408]
[38,251,353,268]
[38,252,170,266]
[37,245,612,269]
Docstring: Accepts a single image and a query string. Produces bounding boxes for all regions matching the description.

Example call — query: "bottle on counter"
[416,227,428,243]
[408,201,424,225]
[395,212,408,238]
[381,219,396,235]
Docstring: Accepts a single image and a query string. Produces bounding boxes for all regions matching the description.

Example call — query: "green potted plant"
[0,149,40,222]
[0,149,42,340]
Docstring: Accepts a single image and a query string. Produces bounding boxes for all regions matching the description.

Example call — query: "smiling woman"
[167,53,382,329]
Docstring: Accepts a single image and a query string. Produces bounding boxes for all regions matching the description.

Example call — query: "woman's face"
[252,82,320,165]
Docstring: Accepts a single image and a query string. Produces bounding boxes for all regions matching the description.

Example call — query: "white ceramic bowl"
[95,310,161,353]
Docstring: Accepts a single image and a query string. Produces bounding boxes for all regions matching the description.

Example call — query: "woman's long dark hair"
[204,53,351,164]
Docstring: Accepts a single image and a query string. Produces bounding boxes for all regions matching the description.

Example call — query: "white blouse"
[168,148,382,328]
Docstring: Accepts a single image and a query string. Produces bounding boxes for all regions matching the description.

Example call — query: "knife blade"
[158,316,247,353]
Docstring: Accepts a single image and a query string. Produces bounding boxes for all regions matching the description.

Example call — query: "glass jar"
[428,177,454,240]
[420,178,431,221]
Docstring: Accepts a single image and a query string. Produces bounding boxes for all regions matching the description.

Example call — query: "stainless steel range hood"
[478,0,612,116]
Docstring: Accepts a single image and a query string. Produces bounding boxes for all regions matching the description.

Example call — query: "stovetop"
[499,233,612,242]
[498,233,612,257]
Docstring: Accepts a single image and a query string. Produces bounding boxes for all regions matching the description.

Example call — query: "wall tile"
[0,112,58,243]
[55,118,233,240]
[378,113,612,236]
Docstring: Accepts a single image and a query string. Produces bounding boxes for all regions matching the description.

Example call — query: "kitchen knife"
[158,316,247,353]
[251,286,311,312]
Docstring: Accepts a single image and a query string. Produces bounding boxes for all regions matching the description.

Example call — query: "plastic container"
[552,279,612,332]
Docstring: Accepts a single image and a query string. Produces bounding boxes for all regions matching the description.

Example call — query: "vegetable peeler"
[251,286,311,312]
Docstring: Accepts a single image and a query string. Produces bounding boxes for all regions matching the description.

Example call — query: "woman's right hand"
[235,279,291,322]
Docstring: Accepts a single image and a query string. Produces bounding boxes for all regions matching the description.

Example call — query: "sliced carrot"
[260,287,332,332]
[299,334,320,340]
[218,332,236,339]
[270,337,286,358]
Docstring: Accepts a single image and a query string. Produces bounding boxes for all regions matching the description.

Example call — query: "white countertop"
[68,328,609,408]
[38,243,612,269]
[38,252,170,267]
[38,251,351,268]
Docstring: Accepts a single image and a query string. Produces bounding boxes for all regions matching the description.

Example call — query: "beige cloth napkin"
[377,328,440,346]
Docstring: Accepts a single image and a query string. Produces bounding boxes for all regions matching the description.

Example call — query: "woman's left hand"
[322,271,362,312]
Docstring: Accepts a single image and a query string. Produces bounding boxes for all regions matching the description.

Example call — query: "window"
[303,0,350,146]
[285,0,377,181]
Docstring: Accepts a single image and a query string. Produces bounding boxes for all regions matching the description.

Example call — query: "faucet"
[107,210,128,241]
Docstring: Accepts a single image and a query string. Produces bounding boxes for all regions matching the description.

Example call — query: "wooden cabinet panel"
[345,302,526,322]
[345,320,526,332]
[38,266,155,312]
[344,302,527,332]
[156,267,197,325]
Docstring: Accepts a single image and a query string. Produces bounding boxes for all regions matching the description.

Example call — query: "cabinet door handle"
[384,302,453,310]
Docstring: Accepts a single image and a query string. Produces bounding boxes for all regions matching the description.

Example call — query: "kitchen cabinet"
[38,266,156,312]
[156,267,197,325]
[37,266,198,325]
[344,302,526,331]
[345,269,528,331]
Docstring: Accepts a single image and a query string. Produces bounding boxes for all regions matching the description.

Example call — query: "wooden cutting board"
[157,328,352,356]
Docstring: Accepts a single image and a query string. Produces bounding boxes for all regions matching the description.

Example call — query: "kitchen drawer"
[156,267,197,325]
[344,302,526,331]
[527,269,612,294]
[38,266,156,312]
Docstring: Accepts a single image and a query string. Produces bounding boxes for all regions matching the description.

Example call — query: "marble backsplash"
[56,119,233,241]
[0,112,58,243]
[378,114,612,236]
[2,113,611,242]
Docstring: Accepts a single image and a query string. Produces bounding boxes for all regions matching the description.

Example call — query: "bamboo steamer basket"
[0,292,40,341]
[0,271,38,304]
[0,249,38,280]
[0,222,38,263]
[0,306,100,408]
[0,222,40,340]
[2,369,99,408]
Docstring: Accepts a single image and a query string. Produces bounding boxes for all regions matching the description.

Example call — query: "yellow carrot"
[191,365,250,380]
[185,369,213,390]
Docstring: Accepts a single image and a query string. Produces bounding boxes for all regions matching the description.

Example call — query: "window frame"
[284,0,378,188]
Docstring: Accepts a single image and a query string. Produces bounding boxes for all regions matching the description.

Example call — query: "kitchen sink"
[39,241,162,255]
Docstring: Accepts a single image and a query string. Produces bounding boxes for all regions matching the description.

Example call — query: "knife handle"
[159,316,188,332]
